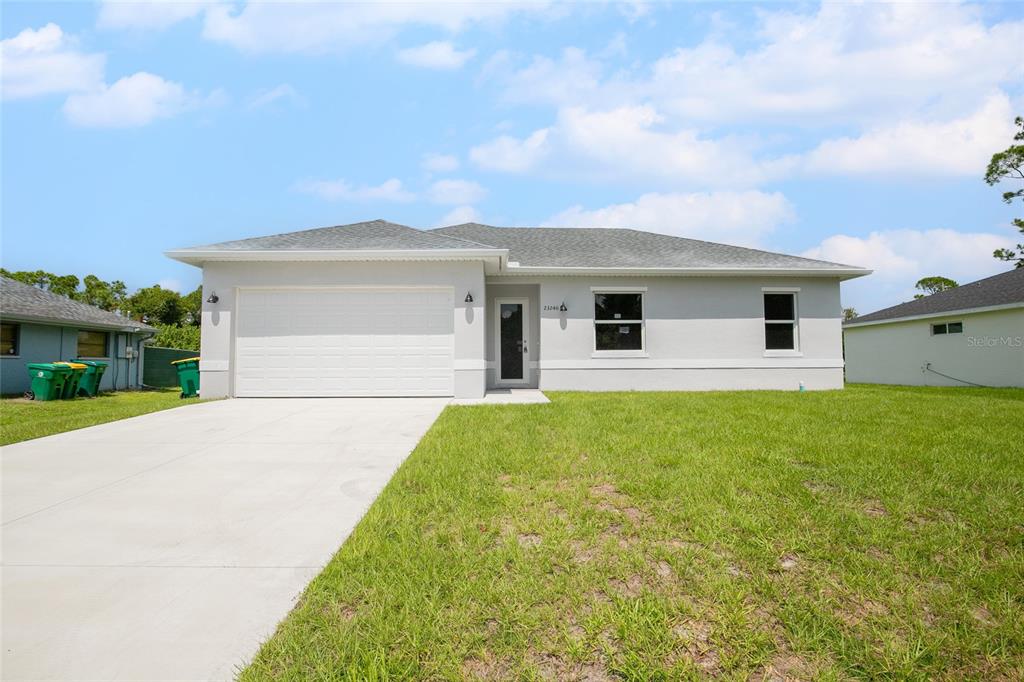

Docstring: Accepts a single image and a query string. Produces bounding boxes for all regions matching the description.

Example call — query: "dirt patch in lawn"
[462,655,513,680]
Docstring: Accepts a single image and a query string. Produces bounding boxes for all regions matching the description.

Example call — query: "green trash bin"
[171,357,201,398]
[71,359,108,397]
[55,362,88,399]
[25,363,70,401]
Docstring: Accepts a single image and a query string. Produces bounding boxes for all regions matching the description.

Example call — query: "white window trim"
[762,288,802,357]
[593,289,647,358]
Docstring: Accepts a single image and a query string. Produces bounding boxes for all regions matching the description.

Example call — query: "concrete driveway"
[1,397,448,681]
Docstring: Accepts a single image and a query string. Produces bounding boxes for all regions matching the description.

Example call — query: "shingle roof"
[179,219,499,252]
[431,223,862,271]
[0,277,156,332]
[169,218,867,274]
[845,268,1024,325]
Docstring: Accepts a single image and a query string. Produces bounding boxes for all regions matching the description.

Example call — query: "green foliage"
[180,286,202,326]
[842,307,858,321]
[1,268,79,297]
[79,274,128,312]
[985,115,1024,268]
[127,285,184,326]
[913,276,959,299]
[149,324,201,351]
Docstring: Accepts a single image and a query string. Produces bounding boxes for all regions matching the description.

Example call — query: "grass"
[0,388,198,445]
[242,385,1024,681]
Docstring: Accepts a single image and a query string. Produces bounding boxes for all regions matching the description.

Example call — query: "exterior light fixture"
[465,292,473,303]
[206,292,219,304]
[559,302,568,312]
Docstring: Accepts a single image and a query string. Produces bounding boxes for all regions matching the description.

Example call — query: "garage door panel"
[234,288,455,397]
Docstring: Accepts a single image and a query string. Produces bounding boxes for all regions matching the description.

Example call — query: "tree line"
[0,269,201,350]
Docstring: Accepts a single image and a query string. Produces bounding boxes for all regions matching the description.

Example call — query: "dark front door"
[499,302,524,381]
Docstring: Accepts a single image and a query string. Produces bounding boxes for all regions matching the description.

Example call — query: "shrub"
[149,324,200,351]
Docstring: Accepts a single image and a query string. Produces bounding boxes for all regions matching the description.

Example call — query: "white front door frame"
[494,297,530,386]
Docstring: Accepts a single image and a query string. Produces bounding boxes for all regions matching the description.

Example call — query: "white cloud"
[293,178,414,203]
[427,179,487,205]
[496,4,1023,126]
[245,83,304,110]
[201,2,551,54]
[497,47,603,106]
[802,228,1013,312]
[545,191,795,246]
[97,1,208,30]
[470,106,792,187]
[470,128,551,172]
[804,94,1016,176]
[63,72,210,127]
[422,153,460,173]
[1,23,105,99]
[397,41,476,69]
[438,205,481,226]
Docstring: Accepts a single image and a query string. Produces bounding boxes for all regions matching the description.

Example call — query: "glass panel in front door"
[500,303,524,380]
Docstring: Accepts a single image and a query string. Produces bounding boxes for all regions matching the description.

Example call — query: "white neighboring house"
[844,268,1024,388]
[165,220,870,399]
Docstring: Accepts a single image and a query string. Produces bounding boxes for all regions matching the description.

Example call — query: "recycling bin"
[171,357,201,398]
[71,359,108,397]
[55,362,88,399]
[25,363,70,401]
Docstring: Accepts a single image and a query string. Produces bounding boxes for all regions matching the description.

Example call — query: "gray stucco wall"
[1,322,149,396]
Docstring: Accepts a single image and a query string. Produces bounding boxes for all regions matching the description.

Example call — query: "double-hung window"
[763,290,799,352]
[77,330,109,358]
[1,323,19,356]
[594,289,645,353]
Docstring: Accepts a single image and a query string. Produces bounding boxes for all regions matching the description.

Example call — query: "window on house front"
[932,322,963,335]
[594,292,644,351]
[764,292,798,350]
[77,330,109,357]
[1,323,19,355]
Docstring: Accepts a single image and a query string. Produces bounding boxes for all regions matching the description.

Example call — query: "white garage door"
[234,288,454,397]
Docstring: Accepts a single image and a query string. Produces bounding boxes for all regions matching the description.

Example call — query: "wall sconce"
[206,292,219,304]
[464,292,474,303]
[559,302,568,312]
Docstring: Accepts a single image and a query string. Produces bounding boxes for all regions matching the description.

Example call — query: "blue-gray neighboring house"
[0,276,156,396]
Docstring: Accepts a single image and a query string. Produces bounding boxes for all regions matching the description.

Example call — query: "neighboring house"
[166,220,871,399]
[0,276,156,396]
[844,268,1024,388]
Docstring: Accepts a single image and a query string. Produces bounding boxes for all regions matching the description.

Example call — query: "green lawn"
[0,388,198,445]
[242,385,1024,681]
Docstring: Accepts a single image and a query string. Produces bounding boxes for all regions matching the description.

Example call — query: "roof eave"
[843,301,1024,328]
[1,311,155,333]
[500,264,872,279]
[165,248,509,267]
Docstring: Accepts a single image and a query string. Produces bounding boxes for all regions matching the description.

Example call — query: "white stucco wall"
[844,308,1024,387]
[199,260,486,398]
[488,275,846,391]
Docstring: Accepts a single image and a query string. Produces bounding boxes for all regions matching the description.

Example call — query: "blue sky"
[2,1,1022,313]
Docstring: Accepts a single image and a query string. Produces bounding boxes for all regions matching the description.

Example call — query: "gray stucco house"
[167,220,870,399]
[0,276,156,396]
[844,268,1024,387]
